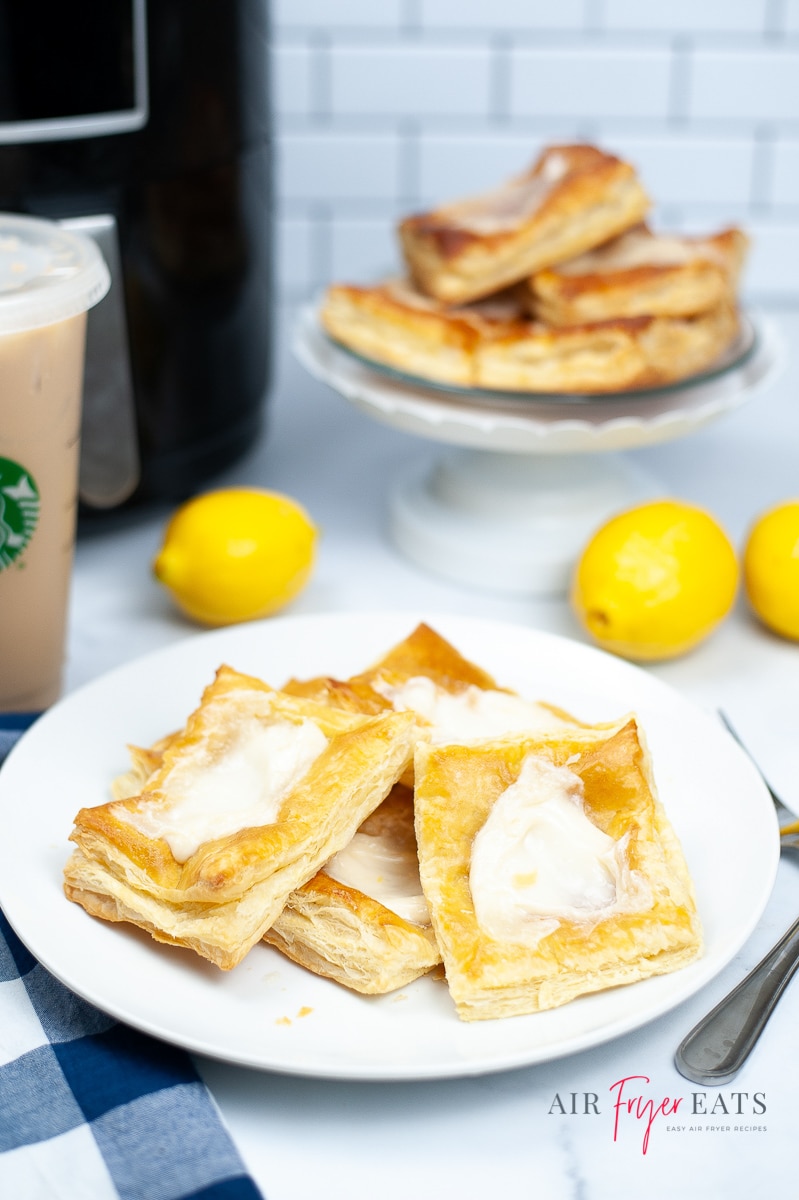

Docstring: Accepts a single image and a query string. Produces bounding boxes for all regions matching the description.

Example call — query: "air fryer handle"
[60,214,141,508]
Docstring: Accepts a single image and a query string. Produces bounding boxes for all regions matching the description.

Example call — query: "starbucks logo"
[0,457,40,570]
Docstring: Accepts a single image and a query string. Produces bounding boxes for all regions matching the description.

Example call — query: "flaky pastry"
[264,784,442,994]
[475,300,741,393]
[321,276,741,393]
[399,144,650,305]
[414,720,702,1022]
[270,622,610,994]
[64,665,418,969]
[524,224,749,325]
[283,621,597,772]
[320,277,520,387]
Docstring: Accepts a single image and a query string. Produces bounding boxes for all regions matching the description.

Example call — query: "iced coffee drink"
[0,216,109,712]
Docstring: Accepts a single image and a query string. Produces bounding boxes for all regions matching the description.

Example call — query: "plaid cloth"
[0,721,264,1200]
[0,714,37,764]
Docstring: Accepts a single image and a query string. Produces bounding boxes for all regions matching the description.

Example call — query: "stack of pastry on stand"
[321,143,748,394]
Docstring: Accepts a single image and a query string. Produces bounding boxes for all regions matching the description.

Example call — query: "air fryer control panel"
[0,1,148,144]
[0,0,273,514]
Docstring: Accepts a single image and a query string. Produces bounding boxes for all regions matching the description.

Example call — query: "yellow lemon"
[743,500,799,641]
[571,499,739,661]
[153,487,317,626]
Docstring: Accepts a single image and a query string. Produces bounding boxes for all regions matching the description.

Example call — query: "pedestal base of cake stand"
[389,448,662,597]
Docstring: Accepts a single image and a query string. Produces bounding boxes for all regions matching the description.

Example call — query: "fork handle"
[675,916,799,1085]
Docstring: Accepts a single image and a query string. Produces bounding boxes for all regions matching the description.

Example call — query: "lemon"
[743,500,799,641]
[153,487,317,626]
[571,499,739,661]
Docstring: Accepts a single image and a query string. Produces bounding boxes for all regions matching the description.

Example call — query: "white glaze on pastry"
[372,675,574,743]
[324,830,430,926]
[116,716,328,863]
[413,719,703,1021]
[64,665,418,970]
[469,753,651,947]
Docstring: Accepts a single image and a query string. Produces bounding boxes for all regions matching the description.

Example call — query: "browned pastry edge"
[524,225,749,324]
[399,144,651,304]
[264,788,442,995]
[63,666,418,969]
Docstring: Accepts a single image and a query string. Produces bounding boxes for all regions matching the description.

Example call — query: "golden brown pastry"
[283,621,594,772]
[268,623,614,995]
[524,224,749,325]
[264,784,442,994]
[399,144,650,305]
[110,734,175,801]
[320,277,521,388]
[414,719,702,1021]
[321,275,741,393]
[475,301,741,393]
[64,665,418,970]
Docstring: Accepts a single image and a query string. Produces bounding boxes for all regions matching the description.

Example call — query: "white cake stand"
[293,307,784,596]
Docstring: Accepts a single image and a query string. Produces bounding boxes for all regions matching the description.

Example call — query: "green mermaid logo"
[0,457,40,569]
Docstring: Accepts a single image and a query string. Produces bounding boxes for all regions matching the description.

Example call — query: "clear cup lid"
[0,212,111,335]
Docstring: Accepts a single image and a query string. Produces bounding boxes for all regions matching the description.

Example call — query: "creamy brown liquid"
[0,313,87,711]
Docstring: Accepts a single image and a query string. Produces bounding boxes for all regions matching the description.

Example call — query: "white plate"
[0,612,779,1081]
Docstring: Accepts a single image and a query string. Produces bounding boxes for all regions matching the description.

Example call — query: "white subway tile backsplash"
[278,133,401,201]
[329,218,402,284]
[601,0,768,34]
[690,51,799,122]
[277,217,316,294]
[608,136,755,207]
[419,0,585,31]
[272,44,315,117]
[330,46,493,117]
[738,221,799,298]
[786,0,799,35]
[272,1,403,30]
[417,135,546,206]
[509,48,672,120]
[772,140,799,205]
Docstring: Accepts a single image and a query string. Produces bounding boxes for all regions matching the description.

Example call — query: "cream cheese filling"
[373,674,574,743]
[117,716,328,863]
[470,753,652,947]
[324,832,431,926]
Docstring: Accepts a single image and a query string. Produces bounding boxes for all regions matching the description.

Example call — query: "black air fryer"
[0,0,273,513]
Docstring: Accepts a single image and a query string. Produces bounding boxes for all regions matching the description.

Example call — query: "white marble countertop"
[67,311,799,1198]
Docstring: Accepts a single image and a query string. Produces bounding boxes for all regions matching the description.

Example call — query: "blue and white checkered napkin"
[0,722,265,1200]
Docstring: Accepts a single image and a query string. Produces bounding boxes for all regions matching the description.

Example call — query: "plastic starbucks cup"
[0,214,110,713]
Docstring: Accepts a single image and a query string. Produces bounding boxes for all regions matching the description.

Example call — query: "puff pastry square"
[64,665,418,969]
[414,719,702,1021]
[264,784,442,994]
[399,144,650,305]
[524,224,749,325]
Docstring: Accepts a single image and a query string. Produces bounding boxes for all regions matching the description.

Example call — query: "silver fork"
[674,711,799,1085]
[716,710,799,852]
